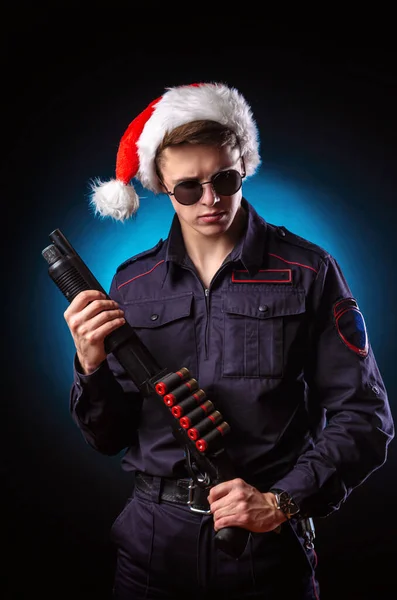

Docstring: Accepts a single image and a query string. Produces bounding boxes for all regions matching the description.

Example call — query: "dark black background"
[3,9,397,600]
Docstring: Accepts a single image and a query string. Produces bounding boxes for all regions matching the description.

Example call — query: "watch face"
[278,491,300,518]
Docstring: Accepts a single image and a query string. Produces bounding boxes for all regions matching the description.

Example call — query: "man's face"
[159,144,244,239]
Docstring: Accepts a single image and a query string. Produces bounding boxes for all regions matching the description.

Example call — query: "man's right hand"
[64,290,125,375]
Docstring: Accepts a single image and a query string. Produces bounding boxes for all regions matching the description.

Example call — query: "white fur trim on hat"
[138,83,261,193]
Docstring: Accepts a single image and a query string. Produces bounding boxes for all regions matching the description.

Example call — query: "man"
[64,82,394,599]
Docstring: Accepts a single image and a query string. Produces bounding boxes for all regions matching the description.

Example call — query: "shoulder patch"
[116,239,164,273]
[333,297,369,358]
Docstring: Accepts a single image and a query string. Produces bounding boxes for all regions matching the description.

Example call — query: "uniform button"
[277,227,286,237]
[371,385,380,395]
[258,305,268,313]
[151,314,159,321]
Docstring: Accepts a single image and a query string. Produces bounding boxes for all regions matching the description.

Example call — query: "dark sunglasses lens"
[174,181,203,205]
[213,170,242,196]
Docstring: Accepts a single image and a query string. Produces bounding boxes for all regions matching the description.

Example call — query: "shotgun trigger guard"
[185,446,211,488]
[187,480,212,515]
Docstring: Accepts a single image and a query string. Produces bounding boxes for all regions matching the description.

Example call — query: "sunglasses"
[163,166,246,206]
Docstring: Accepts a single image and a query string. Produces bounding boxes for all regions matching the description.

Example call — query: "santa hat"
[90,82,261,221]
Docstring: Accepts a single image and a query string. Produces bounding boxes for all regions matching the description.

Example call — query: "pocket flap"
[223,291,305,319]
[126,293,193,328]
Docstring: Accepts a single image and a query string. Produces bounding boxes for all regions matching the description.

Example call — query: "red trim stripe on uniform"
[117,260,165,289]
[268,253,318,273]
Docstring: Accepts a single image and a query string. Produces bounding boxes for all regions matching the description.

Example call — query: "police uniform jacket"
[70,199,394,518]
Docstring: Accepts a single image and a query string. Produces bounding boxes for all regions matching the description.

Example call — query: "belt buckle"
[187,480,212,515]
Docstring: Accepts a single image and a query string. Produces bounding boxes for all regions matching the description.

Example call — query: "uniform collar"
[229,199,267,274]
[165,198,267,274]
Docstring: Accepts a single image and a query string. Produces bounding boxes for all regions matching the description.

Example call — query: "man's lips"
[198,211,226,224]
[199,211,225,218]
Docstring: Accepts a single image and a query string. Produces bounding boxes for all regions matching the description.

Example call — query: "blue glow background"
[4,24,397,600]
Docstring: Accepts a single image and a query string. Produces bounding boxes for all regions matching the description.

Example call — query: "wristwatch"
[269,488,300,519]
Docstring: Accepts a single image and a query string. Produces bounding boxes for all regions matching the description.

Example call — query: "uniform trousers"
[110,476,320,599]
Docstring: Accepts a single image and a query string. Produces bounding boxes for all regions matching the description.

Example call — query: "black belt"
[135,472,211,514]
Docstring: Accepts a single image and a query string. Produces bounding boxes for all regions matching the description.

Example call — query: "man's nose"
[200,182,220,206]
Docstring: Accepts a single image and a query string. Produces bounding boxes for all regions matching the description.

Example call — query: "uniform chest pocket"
[124,293,197,374]
[221,290,306,379]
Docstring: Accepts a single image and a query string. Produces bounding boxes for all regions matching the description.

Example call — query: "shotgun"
[42,229,250,559]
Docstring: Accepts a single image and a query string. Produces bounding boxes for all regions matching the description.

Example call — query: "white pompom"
[89,179,140,221]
